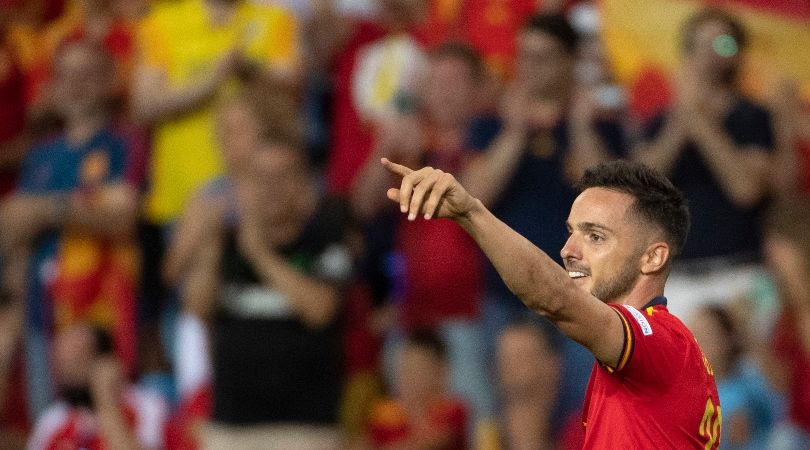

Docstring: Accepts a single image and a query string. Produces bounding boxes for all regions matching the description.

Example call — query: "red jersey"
[366,396,467,450]
[772,310,810,433]
[581,297,721,449]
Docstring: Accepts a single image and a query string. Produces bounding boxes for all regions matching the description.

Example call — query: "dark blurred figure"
[168,82,351,448]
[633,8,774,320]
[131,0,302,381]
[357,329,467,450]
[0,41,140,418]
[689,304,779,450]
[161,81,305,450]
[762,196,810,450]
[26,324,168,450]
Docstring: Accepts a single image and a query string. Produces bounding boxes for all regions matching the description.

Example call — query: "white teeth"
[569,271,587,279]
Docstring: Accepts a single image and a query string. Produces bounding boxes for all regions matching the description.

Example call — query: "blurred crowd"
[0,0,808,449]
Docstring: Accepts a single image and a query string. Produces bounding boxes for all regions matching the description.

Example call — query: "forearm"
[565,122,613,184]
[181,238,223,321]
[632,119,685,175]
[455,200,571,316]
[771,107,801,197]
[65,186,138,238]
[250,252,340,328]
[460,127,528,207]
[0,194,62,249]
[351,150,400,222]
[131,67,224,123]
[689,118,769,207]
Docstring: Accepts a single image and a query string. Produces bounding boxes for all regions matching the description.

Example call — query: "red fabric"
[0,41,27,197]
[0,355,30,433]
[797,138,810,196]
[42,403,138,450]
[165,386,212,450]
[325,21,388,195]
[708,0,810,19]
[421,0,538,79]
[396,217,482,329]
[367,397,467,450]
[628,65,673,125]
[772,311,810,433]
[343,281,382,375]
[557,409,586,450]
[581,304,721,449]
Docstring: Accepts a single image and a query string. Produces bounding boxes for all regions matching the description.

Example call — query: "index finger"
[381,158,413,177]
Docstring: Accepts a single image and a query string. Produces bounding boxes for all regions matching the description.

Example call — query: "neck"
[612,278,666,310]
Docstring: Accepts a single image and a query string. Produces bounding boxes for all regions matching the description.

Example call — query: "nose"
[560,233,579,261]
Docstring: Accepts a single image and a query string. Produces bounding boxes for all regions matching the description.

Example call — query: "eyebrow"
[566,221,614,234]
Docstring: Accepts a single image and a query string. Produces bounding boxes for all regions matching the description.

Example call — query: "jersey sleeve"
[605,304,690,384]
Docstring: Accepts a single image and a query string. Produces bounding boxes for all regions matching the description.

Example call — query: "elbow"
[300,290,340,330]
[728,184,766,209]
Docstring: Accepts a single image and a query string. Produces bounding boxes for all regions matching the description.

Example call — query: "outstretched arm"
[381,159,624,366]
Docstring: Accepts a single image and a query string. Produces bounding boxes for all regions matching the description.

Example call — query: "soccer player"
[380,158,721,448]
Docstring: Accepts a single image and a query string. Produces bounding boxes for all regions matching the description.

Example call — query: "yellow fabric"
[600,0,810,100]
[138,0,299,223]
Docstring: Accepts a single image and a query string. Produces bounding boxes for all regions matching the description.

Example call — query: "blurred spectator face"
[217,100,264,173]
[689,308,729,375]
[421,54,479,128]
[53,325,98,393]
[240,143,311,224]
[497,325,559,397]
[377,0,426,26]
[395,343,446,405]
[685,18,740,83]
[516,29,573,97]
[52,42,115,119]
[78,0,114,15]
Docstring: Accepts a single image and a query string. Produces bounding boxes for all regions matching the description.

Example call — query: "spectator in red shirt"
[359,329,467,450]
[351,42,495,438]
[27,323,169,450]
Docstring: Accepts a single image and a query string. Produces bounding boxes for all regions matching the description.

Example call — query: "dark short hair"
[576,160,690,258]
[429,41,487,82]
[681,7,748,53]
[522,13,579,56]
[405,328,447,362]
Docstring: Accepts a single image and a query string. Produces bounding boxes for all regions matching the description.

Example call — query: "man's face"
[53,44,114,118]
[395,344,445,403]
[515,30,573,96]
[561,188,646,302]
[686,19,739,81]
[53,325,97,389]
[421,56,478,128]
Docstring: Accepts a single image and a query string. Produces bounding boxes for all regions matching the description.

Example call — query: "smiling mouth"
[568,271,589,279]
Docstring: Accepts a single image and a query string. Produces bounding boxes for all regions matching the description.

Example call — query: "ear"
[640,242,670,275]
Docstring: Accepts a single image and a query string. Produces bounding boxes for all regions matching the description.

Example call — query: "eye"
[589,233,604,243]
